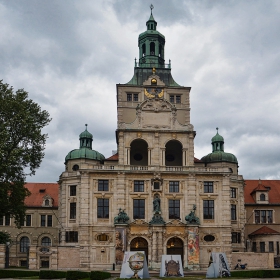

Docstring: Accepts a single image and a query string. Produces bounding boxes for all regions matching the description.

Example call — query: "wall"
[0,244,5,269]
[232,252,274,270]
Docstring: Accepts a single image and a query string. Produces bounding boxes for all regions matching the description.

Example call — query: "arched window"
[165,140,183,166]
[159,44,162,57]
[20,236,30,253]
[150,42,155,55]
[260,194,266,201]
[142,44,146,57]
[130,139,148,166]
[41,237,51,247]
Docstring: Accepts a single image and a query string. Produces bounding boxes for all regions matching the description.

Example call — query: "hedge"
[231,269,280,278]
[0,269,39,278]
[90,271,111,280]
[66,270,90,280]
[39,269,67,279]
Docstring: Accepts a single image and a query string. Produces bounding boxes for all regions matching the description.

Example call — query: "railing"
[134,58,171,69]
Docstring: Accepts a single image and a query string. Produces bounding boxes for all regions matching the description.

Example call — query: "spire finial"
[152,67,156,74]
[216,127,219,133]
[85,124,88,130]
[150,4,154,14]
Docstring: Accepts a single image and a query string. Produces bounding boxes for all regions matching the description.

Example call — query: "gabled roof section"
[249,226,280,236]
[24,183,59,207]
[244,180,280,204]
[194,157,202,163]
[105,153,118,161]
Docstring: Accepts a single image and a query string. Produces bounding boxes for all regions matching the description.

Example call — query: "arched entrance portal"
[166,237,184,262]
[130,237,148,261]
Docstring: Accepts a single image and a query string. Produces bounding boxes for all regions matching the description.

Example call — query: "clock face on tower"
[144,87,164,98]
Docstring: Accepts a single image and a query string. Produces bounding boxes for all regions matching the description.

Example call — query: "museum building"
[58,8,245,270]
[0,8,246,270]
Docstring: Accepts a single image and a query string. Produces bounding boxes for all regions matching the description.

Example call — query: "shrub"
[66,270,90,280]
[0,269,39,278]
[231,269,280,278]
[90,271,111,280]
[40,270,67,279]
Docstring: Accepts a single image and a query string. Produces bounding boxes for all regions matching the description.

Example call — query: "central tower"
[116,7,195,168]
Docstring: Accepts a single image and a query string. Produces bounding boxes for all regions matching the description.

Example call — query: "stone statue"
[153,195,161,213]
[185,204,200,225]
[114,208,129,224]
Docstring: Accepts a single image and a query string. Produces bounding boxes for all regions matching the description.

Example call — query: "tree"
[0,232,11,244]
[0,80,51,227]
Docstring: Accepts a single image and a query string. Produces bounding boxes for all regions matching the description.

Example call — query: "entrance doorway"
[166,237,184,262]
[130,237,148,261]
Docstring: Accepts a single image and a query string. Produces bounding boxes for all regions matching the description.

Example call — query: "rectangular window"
[65,231,78,242]
[20,215,32,227]
[97,198,109,218]
[127,93,132,101]
[169,95,174,103]
[269,241,274,252]
[4,214,10,226]
[231,204,237,220]
[41,215,46,227]
[41,215,52,227]
[176,95,181,103]
[261,210,266,223]
[255,210,260,223]
[98,180,109,191]
[255,210,273,223]
[252,242,257,252]
[268,210,273,223]
[70,185,76,196]
[260,242,265,252]
[204,181,213,193]
[26,215,31,226]
[169,200,180,219]
[231,232,241,243]
[203,200,214,219]
[70,203,76,219]
[230,188,237,198]
[169,181,179,193]
[133,199,145,219]
[133,94,138,102]
[169,95,181,103]
[153,181,160,190]
[47,215,52,227]
[134,180,144,192]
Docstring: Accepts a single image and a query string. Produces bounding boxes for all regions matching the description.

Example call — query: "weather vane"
[150,4,154,13]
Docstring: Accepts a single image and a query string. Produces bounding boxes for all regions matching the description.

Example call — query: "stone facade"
[58,10,245,270]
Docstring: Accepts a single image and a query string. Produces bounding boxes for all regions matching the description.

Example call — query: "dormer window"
[42,195,53,207]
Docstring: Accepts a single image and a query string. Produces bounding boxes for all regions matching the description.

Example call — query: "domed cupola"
[127,5,180,86]
[201,128,238,164]
[65,124,105,164]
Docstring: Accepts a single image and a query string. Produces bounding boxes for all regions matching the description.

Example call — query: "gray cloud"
[1,0,280,182]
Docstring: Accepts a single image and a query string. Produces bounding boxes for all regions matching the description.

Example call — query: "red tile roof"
[194,157,202,162]
[249,226,280,236]
[244,180,280,204]
[105,153,118,161]
[24,183,59,207]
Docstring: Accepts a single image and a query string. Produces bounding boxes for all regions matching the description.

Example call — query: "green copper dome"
[201,128,238,164]
[65,125,105,163]
[65,148,105,162]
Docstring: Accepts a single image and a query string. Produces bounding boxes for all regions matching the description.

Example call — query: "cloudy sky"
[1,0,280,182]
